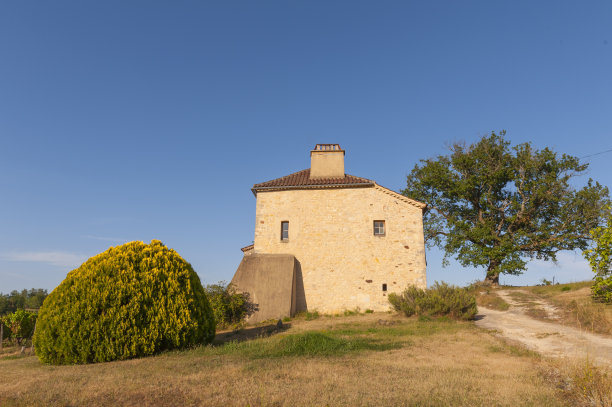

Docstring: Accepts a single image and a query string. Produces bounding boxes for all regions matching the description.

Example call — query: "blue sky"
[1,1,611,293]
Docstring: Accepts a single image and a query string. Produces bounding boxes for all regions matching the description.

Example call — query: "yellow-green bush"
[33,240,215,364]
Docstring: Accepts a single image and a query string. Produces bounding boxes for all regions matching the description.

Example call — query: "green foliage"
[33,240,215,364]
[403,131,610,284]
[1,309,37,344]
[0,289,48,315]
[389,282,477,320]
[584,214,612,302]
[591,277,612,303]
[204,281,254,328]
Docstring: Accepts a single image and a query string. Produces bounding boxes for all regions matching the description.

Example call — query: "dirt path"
[475,289,612,366]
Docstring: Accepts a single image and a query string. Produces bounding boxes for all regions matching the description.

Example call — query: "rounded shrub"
[34,240,215,364]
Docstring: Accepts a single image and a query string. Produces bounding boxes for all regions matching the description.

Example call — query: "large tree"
[403,131,610,285]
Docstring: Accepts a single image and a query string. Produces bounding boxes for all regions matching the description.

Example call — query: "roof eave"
[252,183,375,194]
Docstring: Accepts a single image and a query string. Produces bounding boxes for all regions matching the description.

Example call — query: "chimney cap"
[311,144,344,155]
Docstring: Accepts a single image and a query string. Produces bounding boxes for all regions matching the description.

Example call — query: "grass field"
[0,312,583,407]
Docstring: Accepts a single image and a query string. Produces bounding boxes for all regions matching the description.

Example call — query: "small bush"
[34,240,215,364]
[3,309,37,345]
[591,276,612,303]
[204,281,254,329]
[389,282,477,320]
[561,286,572,292]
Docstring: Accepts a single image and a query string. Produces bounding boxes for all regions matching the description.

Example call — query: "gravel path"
[475,289,612,366]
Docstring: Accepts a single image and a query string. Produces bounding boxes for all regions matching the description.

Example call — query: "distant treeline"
[0,289,48,315]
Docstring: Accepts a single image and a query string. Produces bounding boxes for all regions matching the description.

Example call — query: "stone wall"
[252,185,426,313]
[231,254,300,323]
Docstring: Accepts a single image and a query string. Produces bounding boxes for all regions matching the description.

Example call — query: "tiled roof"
[252,169,375,190]
[241,244,254,253]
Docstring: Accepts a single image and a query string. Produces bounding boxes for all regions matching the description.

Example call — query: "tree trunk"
[484,261,500,286]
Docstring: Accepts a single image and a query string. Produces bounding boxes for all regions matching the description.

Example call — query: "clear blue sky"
[1,1,611,293]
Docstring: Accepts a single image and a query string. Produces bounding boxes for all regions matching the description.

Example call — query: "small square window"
[382,283,387,292]
[373,220,385,236]
[281,221,289,241]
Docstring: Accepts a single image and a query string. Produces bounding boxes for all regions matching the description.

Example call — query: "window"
[281,221,289,241]
[373,220,385,236]
[382,283,387,292]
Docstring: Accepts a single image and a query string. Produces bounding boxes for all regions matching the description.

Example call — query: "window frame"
[280,221,289,241]
[373,220,386,236]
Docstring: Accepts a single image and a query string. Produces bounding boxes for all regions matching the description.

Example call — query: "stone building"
[231,144,427,322]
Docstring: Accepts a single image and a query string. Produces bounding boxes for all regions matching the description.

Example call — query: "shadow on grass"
[213,322,292,346]
[208,321,404,359]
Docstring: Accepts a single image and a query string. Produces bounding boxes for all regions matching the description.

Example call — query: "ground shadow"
[213,322,292,346]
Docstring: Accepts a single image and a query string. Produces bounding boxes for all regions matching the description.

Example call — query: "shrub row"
[388,282,477,320]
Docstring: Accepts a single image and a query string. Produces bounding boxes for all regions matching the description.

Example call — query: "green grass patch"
[212,331,401,358]
[187,319,468,361]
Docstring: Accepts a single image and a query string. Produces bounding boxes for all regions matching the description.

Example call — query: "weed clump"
[305,311,320,321]
[543,359,611,407]
[388,282,477,320]
[566,299,611,335]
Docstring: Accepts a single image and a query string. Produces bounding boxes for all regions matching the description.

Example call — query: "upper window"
[281,221,289,241]
[373,220,385,236]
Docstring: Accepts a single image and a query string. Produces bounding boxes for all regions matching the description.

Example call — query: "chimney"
[310,144,345,178]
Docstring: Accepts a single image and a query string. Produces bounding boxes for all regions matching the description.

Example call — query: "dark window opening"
[382,283,387,292]
[281,221,289,241]
[374,220,385,236]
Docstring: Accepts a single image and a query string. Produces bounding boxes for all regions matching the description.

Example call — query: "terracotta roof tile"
[241,244,254,253]
[253,169,375,190]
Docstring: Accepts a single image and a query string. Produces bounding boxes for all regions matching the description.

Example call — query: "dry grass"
[543,358,612,407]
[504,290,552,320]
[520,282,612,336]
[0,314,570,407]
[474,287,510,311]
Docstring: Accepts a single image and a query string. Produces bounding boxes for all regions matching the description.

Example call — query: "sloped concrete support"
[231,254,304,323]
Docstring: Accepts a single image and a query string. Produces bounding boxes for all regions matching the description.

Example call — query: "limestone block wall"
[253,185,426,313]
